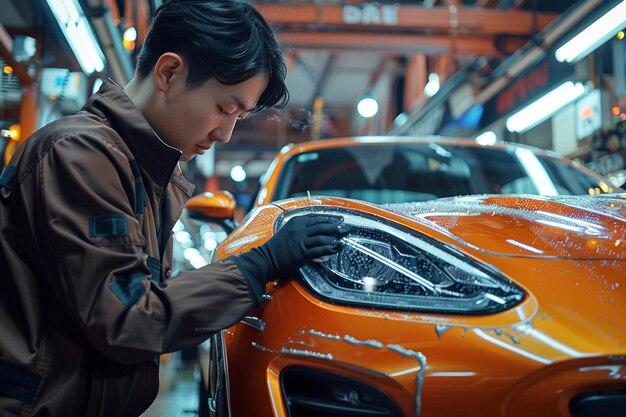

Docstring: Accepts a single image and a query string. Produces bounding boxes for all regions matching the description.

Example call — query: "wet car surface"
[180,137,626,417]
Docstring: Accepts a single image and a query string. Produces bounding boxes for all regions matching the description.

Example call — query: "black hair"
[136,0,289,111]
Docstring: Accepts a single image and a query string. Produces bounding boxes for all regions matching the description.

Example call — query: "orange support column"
[204,175,220,193]
[18,84,39,143]
[435,55,456,85]
[403,54,427,112]
[124,0,151,48]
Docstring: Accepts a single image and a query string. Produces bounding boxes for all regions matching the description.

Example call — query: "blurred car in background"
[178,137,625,417]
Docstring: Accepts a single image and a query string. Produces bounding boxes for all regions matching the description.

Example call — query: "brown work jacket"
[0,80,261,416]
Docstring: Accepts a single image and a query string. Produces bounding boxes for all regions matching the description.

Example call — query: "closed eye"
[218,106,232,116]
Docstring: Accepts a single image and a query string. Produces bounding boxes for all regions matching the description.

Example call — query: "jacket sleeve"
[35,135,259,364]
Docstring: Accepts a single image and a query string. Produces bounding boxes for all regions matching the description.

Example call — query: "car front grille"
[280,366,404,417]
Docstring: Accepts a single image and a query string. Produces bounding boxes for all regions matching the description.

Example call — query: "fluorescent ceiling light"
[555,0,626,63]
[45,0,106,75]
[506,81,586,133]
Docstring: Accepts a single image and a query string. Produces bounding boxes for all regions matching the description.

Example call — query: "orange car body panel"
[214,190,626,417]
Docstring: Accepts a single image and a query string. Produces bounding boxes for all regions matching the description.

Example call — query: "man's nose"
[213,118,237,144]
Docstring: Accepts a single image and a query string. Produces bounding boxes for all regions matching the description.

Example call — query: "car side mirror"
[185,191,237,233]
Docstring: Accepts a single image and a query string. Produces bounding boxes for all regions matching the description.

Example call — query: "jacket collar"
[83,79,194,196]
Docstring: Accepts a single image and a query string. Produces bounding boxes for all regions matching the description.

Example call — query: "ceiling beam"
[252,3,557,35]
[277,32,526,57]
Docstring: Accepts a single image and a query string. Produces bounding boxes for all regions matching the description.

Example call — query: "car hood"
[383,194,626,260]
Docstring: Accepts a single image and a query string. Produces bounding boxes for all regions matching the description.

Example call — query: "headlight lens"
[279,210,525,314]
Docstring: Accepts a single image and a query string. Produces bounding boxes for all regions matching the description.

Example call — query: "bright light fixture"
[555,1,626,63]
[506,81,586,133]
[204,238,217,251]
[1,125,20,141]
[393,112,408,127]
[45,0,106,75]
[230,165,247,182]
[183,248,208,269]
[357,97,379,118]
[475,131,497,146]
[92,78,104,95]
[8,125,20,141]
[124,27,137,42]
[123,27,137,51]
[423,73,440,97]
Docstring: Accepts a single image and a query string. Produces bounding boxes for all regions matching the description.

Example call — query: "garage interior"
[1,0,625,416]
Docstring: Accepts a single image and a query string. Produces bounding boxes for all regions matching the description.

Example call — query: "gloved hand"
[260,213,349,279]
[230,214,350,304]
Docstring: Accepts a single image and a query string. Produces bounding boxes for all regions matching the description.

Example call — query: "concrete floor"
[141,365,200,417]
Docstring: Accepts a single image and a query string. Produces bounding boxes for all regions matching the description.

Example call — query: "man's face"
[156,73,269,160]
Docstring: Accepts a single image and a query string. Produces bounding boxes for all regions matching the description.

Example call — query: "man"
[0,0,346,415]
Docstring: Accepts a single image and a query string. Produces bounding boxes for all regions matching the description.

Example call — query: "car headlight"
[279,210,525,314]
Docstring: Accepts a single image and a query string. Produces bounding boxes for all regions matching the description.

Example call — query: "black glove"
[230,214,349,304]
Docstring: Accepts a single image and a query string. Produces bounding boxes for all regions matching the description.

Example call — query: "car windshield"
[272,143,614,204]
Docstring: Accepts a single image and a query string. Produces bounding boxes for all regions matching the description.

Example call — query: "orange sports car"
[181,137,626,417]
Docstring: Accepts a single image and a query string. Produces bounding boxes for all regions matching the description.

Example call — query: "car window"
[272,143,613,204]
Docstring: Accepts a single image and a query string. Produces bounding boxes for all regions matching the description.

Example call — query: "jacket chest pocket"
[147,256,161,282]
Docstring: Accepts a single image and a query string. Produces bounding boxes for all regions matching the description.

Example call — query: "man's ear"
[153,53,186,92]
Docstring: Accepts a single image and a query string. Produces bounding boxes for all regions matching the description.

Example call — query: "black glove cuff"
[227,248,268,306]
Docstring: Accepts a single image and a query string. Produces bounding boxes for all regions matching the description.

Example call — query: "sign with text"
[343,4,399,25]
